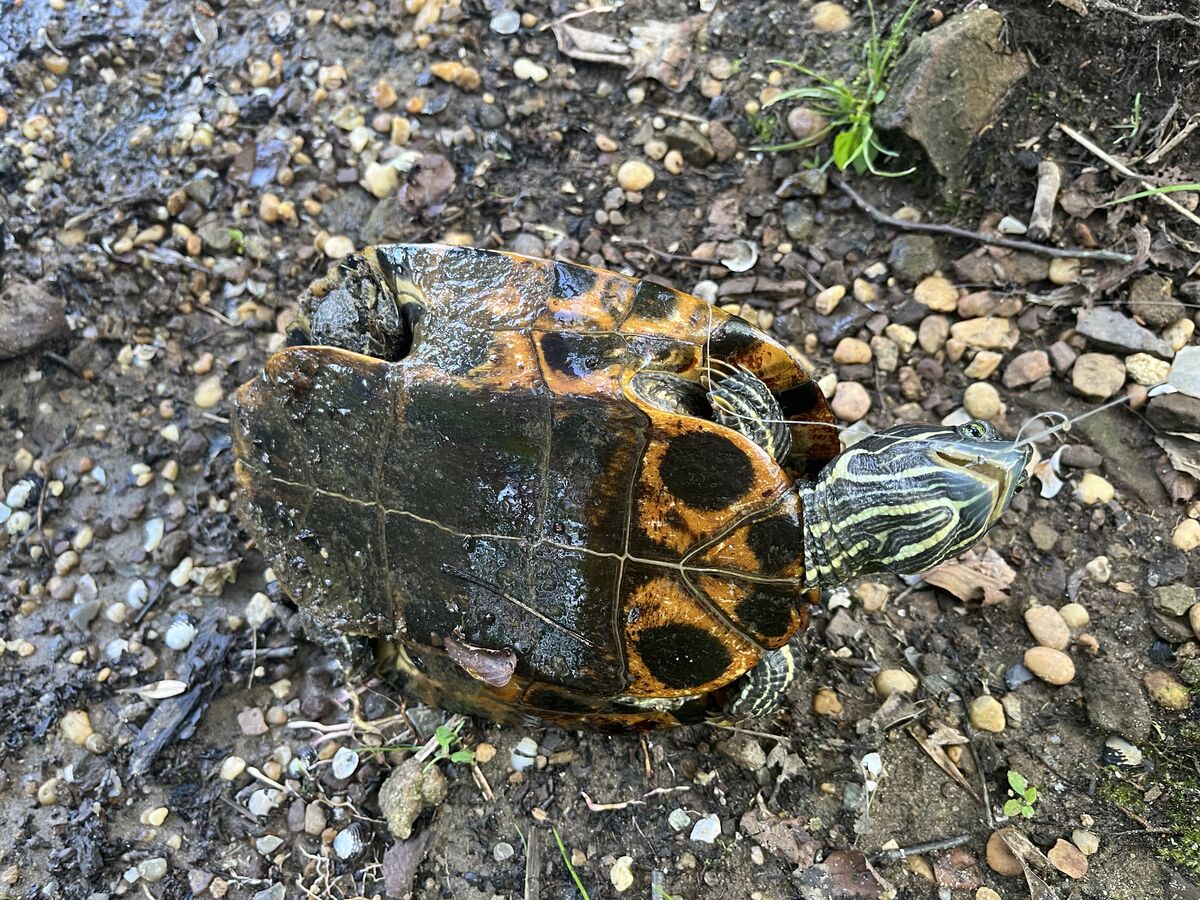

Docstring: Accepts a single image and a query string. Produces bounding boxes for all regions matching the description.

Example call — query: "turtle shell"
[233,245,839,730]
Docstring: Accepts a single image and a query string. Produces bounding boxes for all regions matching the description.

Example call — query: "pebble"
[304,802,326,836]
[1023,647,1075,685]
[1154,583,1197,616]
[874,668,919,698]
[787,107,829,142]
[669,808,691,831]
[918,316,949,353]
[950,317,1019,350]
[1076,307,1173,358]
[1025,606,1070,650]
[138,858,168,883]
[165,615,197,650]
[1060,603,1089,628]
[493,841,515,862]
[238,707,269,736]
[969,695,1005,733]
[812,687,843,716]
[1144,670,1191,709]
[61,709,94,746]
[1003,350,1051,388]
[193,375,224,409]
[220,756,247,781]
[617,160,654,192]
[986,830,1023,876]
[364,162,398,199]
[511,736,539,771]
[1125,352,1170,386]
[1191,603,1200,640]
[810,1,853,32]
[1172,519,1200,551]
[1073,829,1100,856]
[331,747,360,779]
[913,275,958,312]
[814,284,845,315]
[333,827,364,860]
[964,350,1002,379]
[1128,274,1184,328]
[1048,839,1088,879]
[610,856,635,892]
[1075,472,1114,505]
[1163,317,1195,352]
[963,382,1003,420]
[716,735,766,770]
[833,338,872,365]
[324,235,355,259]
[1085,555,1111,582]
[1028,521,1058,551]
[977,889,1002,900]
[513,57,549,83]
[1048,258,1081,285]
[690,813,721,843]
[830,381,871,422]
[888,235,940,282]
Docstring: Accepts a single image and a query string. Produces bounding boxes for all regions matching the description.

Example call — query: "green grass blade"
[552,826,590,900]
[1103,183,1200,206]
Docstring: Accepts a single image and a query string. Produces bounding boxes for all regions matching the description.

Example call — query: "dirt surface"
[2,1,1199,898]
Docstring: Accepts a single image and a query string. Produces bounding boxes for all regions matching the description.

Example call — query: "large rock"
[0,280,69,359]
[1076,307,1174,358]
[873,9,1029,187]
[1084,660,1152,741]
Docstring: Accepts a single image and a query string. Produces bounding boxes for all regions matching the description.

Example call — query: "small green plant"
[746,108,780,145]
[426,721,475,770]
[1112,92,1142,145]
[761,0,919,176]
[1003,770,1039,818]
[227,228,246,255]
[552,826,590,900]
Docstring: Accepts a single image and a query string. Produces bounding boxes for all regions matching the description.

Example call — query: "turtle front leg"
[714,643,799,722]
[705,364,792,463]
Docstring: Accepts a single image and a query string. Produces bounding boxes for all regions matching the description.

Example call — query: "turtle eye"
[958,421,992,441]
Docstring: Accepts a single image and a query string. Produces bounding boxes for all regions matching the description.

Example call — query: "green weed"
[1003,769,1039,819]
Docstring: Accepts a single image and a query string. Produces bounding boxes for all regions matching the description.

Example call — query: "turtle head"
[800,422,1031,587]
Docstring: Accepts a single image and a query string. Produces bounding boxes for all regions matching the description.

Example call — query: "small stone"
[1003,350,1051,388]
[977,888,1002,900]
[1144,670,1191,709]
[258,835,285,856]
[617,160,655,192]
[1028,521,1058,551]
[913,275,958,312]
[716,735,766,770]
[1060,603,1089,628]
[144,806,169,827]
[986,830,1023,876]
[192,375,224,409]
[138,858,169,883]
[950,317,1019,350]
[669,808,691,831]
[814,284,845,315]
[1163,317,1195,352]
[812,687,843,717]
[964,350,1002,379]
[855,581,889,612]
[60,709,94,746]
[1023,647,1075,685]
[324,235,355,259]
[1125,352,1170,387]
[1025,606,1070,650]
[363,162,398,199]
[610,856,635,892]
[884,323,916,353]
[512,57,549,82]
[782,200,815,242]
[810,1,852,31]
[786,107,829,142]
[1104,735,1143,766]
[1072,829,1100,856]
[1128,274,1184,329]
[830,381,871,422]
[304,802,327,836]
[475,742,496,763]
[371,79,398,109]
[1048,839,1088,879]
[888,235,939,282]
[997,216,1027,235]
[969,695,1005,733]
[1076,307,1172,358]
[493,841,515,862]
[690,813,721,843]
[833,337,872,365]
[1048,258,1081,285]
[963,382,1003,420]
[1190,603,1200,640]
[874,668,919,698]
[220,756,247,781]
[37,778,58,806]
[1085,555,1111,583]
[918,315,949,353]
[1171,519,1200,552]
[1075,473,1114,505]
[237,707,269,736]
[1048,340,1077,372]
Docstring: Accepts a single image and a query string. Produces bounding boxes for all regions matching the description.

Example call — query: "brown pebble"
[986,830,1023,877]
[812,688,843,717]
[1048,838,1088,879]
[1024,647,1075,685]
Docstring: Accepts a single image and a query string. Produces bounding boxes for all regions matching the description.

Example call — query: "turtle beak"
[935,441,1032,526]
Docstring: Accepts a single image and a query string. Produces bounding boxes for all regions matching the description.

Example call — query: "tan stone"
[1075,472,1114,505]
[1172,519,1200,552]
[950,317,1020,350]
[810,1,852,32]
[833,337,872,365]
[1072,353,1125,399]
[830,381,871,422]
[1025,605,1070,650]
[964,350,1002,379]
[969,695,1005,733]
[812,688,843,717]
[914,275,959,312]
[1048,838,1088,879]
[1024,647,1075,685]
[963,382,1003,420]
[986,830,1023,876]
[874,668,919,698]
[617,160,654,192]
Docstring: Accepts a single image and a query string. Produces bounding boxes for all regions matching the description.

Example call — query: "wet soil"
[1,1,1199,899]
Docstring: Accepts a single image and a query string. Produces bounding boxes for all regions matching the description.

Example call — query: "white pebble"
[143,518,164,553]
[668,808,691,831]
[165,615,197,651]
[331,746,360,779]
[690,813,721,843]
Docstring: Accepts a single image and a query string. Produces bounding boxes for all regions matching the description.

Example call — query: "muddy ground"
[1,1,1199,898]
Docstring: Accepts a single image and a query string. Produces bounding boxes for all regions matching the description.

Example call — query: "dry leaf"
[1047,838,1088,879]
[908,725,981,803]
[551,22,632,66]
[626,15,707,91]
[739,809,821,867]
[924,548,1016,606]
[118,679,189,700]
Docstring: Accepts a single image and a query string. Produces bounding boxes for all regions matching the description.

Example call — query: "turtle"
[232,244,1030,731]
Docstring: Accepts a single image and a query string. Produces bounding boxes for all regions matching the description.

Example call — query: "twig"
[830,174,1135,263]
[1142,113,1198,167]
[1059,121,1200,228]
[523,826,540,900]
[871,833,973,862]
[610,236,719,265]
[1027,160,1062,241]
[1089,0,1200,28]
[709,723,793,743]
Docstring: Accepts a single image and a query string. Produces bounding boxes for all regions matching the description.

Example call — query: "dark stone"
[776,169,828,198]
[1076,307,1173,358]
[1128,274,1184,329]
[1146,392,1200,433]
[1059,445,1103,469]
[887,235,940,282]
[663,121,715,166]
[0,280,69,360]
[873,9,1029,189]
[1084,660,1152,741]
[782,200,816,243]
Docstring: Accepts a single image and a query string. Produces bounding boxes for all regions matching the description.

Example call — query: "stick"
[872,833,973,862]
[1089,0,1200,27]
[1059,121,1200,228]
[830,174,1134,263]
[1027,160,1062,241]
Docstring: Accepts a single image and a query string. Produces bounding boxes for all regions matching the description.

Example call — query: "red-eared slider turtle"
[232,244,1029,731]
